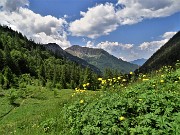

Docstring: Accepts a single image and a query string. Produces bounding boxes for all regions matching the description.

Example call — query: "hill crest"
[65,45,138,74]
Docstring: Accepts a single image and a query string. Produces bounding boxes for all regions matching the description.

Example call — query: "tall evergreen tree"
[60,66,66,89]
[3,66,13,89]
[38,62,46,86]
[0,49,4,70]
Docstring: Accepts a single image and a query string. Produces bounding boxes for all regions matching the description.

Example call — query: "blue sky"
[0,0,180,61]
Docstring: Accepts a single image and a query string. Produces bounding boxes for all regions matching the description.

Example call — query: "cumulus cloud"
[0,0,71,49]
[69,3,119,39]
[97,41,133,52]
[0,0,29,12]
[69,0,180,38]
[162,31,177,39]
[139,39,168,51]
[139,31,177,51]
[86,41,95,48]
[117,0,180,24]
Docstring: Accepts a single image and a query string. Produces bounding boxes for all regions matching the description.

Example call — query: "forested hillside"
[138,31,180,73]
[0,26,98,90]
[42,43,101,74]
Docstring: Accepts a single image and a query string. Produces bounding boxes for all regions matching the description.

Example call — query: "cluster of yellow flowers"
[97,74,129,89]
[75,88,86,93]
[82,83,90,90]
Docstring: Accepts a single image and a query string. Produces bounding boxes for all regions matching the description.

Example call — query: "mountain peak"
[67,45,108,56]
[66,45,138,73]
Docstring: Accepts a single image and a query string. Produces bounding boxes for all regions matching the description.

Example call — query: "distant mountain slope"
[65,45,138,74]
[130,58,147,66]
[42,43,101,74]
[137,31,180,73]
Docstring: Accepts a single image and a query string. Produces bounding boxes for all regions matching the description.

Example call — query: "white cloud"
[97,41,133,52]
[0,0,71,49]
[117,0,180,25]
[86,41,95,48]
[0,0,29,12]
[139,31,177,51]
[139,39,168,51]
[69,0,180,38]
[69,3,119,39]
[162,31,177,39]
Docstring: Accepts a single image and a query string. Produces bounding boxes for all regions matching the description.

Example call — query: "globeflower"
[142,78,149,81]
[119,116,125,121]
[101,80,106,84]
[80,100,84,104]
[130,72,133,75]
[160,80,164,83]
[98,78,102,81]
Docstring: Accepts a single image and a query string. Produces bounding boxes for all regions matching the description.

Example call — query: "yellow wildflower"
[139,99,142,101]
[101,80,106,84]
[122,79,126,82]
[160,80,164,83]
[108,79,112,82]
[86,83,90,86]
[83,84,86,87]
[142,78,149,81]
[80,100,84,104]
[118,77,121,79]
[98,78,102,81]
[119,116,125,121]
[130,72,133,75]
[143,75,146,77]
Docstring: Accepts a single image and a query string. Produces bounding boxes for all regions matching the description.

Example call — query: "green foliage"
[0,25,98,90]
[40,118,57,133]
[63,67,180,134]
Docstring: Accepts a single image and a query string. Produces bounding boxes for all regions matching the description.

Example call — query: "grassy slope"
[0,88,101,135]
[0,68,180,134]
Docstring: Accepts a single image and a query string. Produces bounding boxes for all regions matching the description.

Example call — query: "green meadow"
[0,66,180,135]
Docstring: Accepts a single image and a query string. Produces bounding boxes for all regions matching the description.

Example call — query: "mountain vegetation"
[137,31,180,73]
[0,25,99,90]
[0,61,180,134]
[0,25,180,134]
[42,43,101,74]
[65,45,138,74]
